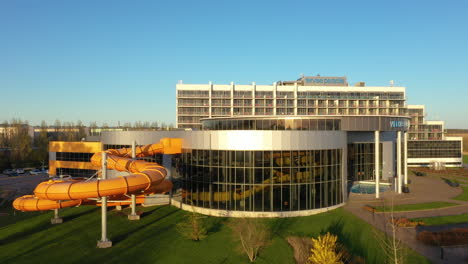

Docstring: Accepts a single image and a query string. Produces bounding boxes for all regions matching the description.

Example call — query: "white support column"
[230,82,235,117]
[273,82,277,115]
[293,82,298,115]
[128,140,140,221]
[252,83,256,116]
[208,81,212,118]
[375,130,380,199]
[51,208,63,224]
[97,152,112,248]
[397,131,402,194]
[404,131,408,185]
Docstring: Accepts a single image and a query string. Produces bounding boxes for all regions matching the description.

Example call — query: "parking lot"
[0,173,49,202]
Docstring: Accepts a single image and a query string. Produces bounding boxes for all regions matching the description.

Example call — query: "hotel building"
[47,75,462,217]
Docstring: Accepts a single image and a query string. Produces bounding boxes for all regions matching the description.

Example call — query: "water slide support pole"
[128,140,140,220]
[97,152,112,248]
[51,175,63,224]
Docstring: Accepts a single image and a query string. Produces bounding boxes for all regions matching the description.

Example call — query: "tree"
[54,119,64,141]
[89,121,98,136]
[372,198,407,264]
[176,210,207,241]
[76,120,87,140]
[9,119,32,168]
[308,232,344,264]
[229,218,270,262]
[34,120,49,165]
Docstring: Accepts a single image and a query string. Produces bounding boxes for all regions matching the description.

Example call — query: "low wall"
[170,199,345,218]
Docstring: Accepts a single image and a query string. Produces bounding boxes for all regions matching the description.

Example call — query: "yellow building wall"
[49,141,102,153]
[49,141,102,176]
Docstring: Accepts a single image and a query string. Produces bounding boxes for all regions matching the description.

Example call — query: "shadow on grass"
[111,206,179,245]
[0,206,98,246]
[269,217,298,237]
[205,217,227,234]
[321,218,370,262]
[62,207,99,222]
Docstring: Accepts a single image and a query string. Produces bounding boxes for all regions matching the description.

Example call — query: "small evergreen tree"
[176,211,207,241]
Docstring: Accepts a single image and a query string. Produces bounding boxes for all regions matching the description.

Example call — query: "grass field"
[375,201,459,212]
[0,204,429,264]
[454,187,468,201]
[464,155,468,164]
[412,213,468,226]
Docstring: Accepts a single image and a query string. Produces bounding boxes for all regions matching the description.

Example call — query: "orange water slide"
[13,138,182,212]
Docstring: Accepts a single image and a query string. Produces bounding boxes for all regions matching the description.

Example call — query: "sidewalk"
[345,174,468,264]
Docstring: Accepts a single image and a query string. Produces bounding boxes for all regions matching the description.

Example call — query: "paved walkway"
[345,174,468,264]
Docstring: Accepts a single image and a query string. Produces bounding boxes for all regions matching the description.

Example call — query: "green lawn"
[0,205,429,264]
[454,187,468,201]
[412,213,468,226]
[463,155,468,164]
[375,201,459,212]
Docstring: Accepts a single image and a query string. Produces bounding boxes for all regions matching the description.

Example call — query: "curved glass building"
[98,115,408,217]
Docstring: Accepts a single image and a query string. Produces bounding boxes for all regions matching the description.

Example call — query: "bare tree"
[229,218,270,262]
[76,120,87,140]
[34,120,49,165]
[9,119,32,168]
[373,198,407,264]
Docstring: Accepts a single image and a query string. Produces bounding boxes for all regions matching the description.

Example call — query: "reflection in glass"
[177,149,343,212]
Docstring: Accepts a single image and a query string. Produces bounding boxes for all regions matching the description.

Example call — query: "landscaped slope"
[0,205,428,264]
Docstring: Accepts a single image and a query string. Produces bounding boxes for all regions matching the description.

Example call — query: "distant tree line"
[0,119,175,170]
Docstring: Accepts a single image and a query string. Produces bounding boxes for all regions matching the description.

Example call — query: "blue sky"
[1,0,467,128]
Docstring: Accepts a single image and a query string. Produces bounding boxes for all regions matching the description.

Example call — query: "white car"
[16,168,25,174]
[29,169,42,175]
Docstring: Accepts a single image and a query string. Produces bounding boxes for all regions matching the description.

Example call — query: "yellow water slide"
[13,138,182,212]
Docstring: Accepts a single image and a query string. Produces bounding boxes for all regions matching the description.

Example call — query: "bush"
[417,228,468,246]
[413,171,426,177]
[441,177,460,187]
[176,211,207,241]
[308,232,345,264]
[391,218,424,227]
[362,205,376,213]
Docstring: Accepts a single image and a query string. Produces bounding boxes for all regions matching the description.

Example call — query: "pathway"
[345,173,468,264]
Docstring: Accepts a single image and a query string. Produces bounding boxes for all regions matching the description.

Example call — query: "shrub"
[417,228,468,246]
[413,171,426,177]
[176,211,207,241]
[308,232,344,264]
[362,205,376,213]
[391,218,424,227]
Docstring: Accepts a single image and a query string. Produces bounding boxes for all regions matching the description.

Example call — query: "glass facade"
[202,118,341,131]
[176,149,343,212]
[103,144,163,164]
[347,143,383,182]
[408,141,461,158]
[56,152,93,162]
[56,168,97,178]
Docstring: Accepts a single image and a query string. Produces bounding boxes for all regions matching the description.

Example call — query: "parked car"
[8,172,19,177]
[30,169,42,175]
[2,169,15,175]
[16,168,25,174]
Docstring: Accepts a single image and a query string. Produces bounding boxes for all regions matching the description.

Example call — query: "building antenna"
[389,80,394,87]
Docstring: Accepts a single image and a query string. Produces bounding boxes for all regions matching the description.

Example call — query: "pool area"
[350,183,391,194]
